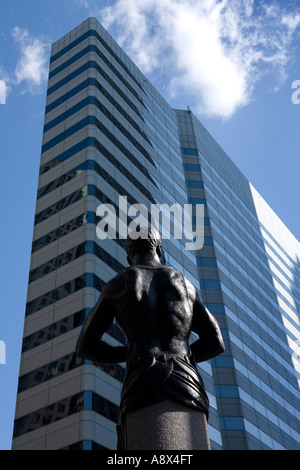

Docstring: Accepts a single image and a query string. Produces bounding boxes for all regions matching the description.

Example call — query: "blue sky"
[0,0,300,450]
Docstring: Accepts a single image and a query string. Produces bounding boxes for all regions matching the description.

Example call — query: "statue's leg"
[125,399,210,450]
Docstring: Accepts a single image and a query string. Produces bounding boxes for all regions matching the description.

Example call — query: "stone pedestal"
[125,399,210,450]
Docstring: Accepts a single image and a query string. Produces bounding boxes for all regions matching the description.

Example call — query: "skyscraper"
[175,110,300,449]
[12,18,300,450]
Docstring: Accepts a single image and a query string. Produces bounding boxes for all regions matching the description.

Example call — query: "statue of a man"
[76,228,225,450]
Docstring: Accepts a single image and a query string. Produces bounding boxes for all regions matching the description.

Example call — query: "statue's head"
[126,227,164,265]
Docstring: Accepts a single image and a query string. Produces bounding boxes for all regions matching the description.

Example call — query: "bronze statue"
[76,228,225,450]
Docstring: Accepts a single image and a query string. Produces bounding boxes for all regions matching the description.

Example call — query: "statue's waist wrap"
[120,353,209,419]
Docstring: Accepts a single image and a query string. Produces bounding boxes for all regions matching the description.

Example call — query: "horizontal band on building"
[13,391,120,439]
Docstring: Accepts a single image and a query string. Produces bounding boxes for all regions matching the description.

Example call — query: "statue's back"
[116,265,194,354]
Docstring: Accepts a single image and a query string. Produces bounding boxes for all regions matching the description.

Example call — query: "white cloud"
[88,0,300,119]
[75,0,91,8]
[12,27,50,94]
[0,80,6,104]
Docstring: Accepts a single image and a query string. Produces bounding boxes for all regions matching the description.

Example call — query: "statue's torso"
[116,265,194,358]
[112,266,209,425]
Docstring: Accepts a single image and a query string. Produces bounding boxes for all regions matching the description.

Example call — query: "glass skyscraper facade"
[12,18,299,450]
[175,110,300,449]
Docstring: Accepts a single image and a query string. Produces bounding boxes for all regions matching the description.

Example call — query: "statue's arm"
[76,273,127,364]
[187,282,225,362]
